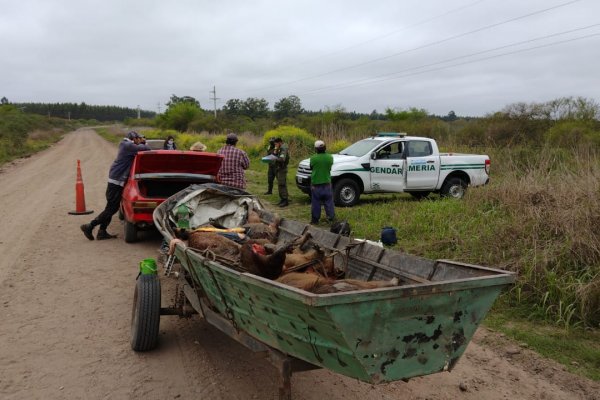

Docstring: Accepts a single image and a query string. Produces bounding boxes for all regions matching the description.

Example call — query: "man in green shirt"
[309,140,335,224]
[273,137,290,207]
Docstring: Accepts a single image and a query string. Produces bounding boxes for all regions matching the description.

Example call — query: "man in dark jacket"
[80,131,151,240]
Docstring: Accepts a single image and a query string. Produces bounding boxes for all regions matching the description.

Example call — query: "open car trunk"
[132,151,223,198]
[138,177,215,198]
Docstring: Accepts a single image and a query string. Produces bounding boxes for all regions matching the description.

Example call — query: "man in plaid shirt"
[217,133,250,189]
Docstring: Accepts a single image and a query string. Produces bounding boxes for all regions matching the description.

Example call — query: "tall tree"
[166,95,200,109]
[242,97,269,120]
[273,95,303,119]
[223,98,244,116]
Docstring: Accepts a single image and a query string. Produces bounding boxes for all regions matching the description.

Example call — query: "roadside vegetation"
[3,94,599,379]
[0,104,83,165]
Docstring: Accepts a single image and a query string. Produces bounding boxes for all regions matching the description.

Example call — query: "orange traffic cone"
[68,159,94,215]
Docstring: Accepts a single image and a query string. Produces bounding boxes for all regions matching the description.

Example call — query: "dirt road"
[0,129,597,399]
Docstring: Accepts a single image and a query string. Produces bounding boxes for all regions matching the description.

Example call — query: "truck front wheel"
[333,178,360,207]
[441,177,467,199]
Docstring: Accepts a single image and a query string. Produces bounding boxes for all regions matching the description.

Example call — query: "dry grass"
[467,145,600,326]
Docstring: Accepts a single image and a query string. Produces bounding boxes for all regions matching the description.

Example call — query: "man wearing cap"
[272,137,290,207]
[309,140,335,224]
[80,131,151,240]
[217,133,250,189]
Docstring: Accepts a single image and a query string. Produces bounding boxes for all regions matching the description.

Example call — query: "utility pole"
[157,102,161,114]
[137,105,141,119]
[209,86,219,118]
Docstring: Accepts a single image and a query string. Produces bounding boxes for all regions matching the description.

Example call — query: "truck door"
[369,141,406,192]
[405,140,440,189]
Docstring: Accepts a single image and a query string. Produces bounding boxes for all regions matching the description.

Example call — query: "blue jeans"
[311,183,335,222]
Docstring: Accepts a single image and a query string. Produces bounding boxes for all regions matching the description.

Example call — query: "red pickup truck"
[120,150,223,242]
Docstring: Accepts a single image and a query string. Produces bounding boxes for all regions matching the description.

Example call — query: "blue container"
[381,227,397,246]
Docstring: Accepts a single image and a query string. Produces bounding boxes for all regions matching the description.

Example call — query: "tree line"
[154,94,599,148]
[3,93,599,148]
[1,97,155,121]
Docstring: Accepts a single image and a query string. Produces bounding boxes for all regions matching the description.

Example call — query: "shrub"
[546,120,600,148]
[329,139,352,153]
[260,125,315,159]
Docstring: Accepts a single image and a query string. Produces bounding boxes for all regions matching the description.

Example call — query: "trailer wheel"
[124,221,138,243]
[333,178,360,207]
[441,177,467,199]
[131,274,161,351]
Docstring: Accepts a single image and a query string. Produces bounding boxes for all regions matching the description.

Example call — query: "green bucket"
[139,258,158,275]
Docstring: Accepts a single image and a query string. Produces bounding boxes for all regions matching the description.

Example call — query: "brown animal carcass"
[283,247,334,276]
[275,272,331,292]
[188,231,241,261]
[240,242,289,280]
[243,216,280,241]
[276,273,398,294]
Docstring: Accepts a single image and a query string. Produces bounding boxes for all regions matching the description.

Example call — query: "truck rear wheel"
[131,274,161,351]
[124,221,138,243]
[333,178,360,207]
[441,177,467,199]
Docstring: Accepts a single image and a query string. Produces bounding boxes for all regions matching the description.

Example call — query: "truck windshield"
[338,139,380,157]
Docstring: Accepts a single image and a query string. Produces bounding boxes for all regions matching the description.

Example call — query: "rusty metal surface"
[155,184,516,384]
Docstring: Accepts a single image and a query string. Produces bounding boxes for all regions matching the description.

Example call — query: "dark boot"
[279,199,289,208]
[96,229,117,240]
[263,190,272,195]
[80,224,95,241]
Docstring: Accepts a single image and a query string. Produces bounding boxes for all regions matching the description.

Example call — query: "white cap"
[314,140,325,148]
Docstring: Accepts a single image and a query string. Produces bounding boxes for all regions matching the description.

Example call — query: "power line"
[248,0,582,95]
[298,0,489,66]
[304,23,600,94]
[301,31,600,95]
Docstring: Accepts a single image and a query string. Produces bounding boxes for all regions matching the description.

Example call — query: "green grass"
[95,126,122,144]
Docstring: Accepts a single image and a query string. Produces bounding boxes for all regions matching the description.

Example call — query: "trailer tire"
[131,274,161,351]
[333,178,360,207]
[124,221,138,243]
[441,177,467,199]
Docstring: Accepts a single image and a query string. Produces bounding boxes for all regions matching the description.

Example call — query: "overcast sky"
[2,0,598,116]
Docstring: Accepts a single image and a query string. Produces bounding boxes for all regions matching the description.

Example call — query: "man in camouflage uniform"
[272,137,289,207]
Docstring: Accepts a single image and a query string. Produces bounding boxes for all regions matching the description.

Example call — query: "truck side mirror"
[370,152,376,160]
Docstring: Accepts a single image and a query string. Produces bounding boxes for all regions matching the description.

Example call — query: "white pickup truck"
[296,133,490,206]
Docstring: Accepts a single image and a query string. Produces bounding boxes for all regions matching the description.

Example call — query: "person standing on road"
[309,140,335,224]
[264,138,276,195]
[81,131,151,240]
[217,133,250,190]
[272,137,290,207]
